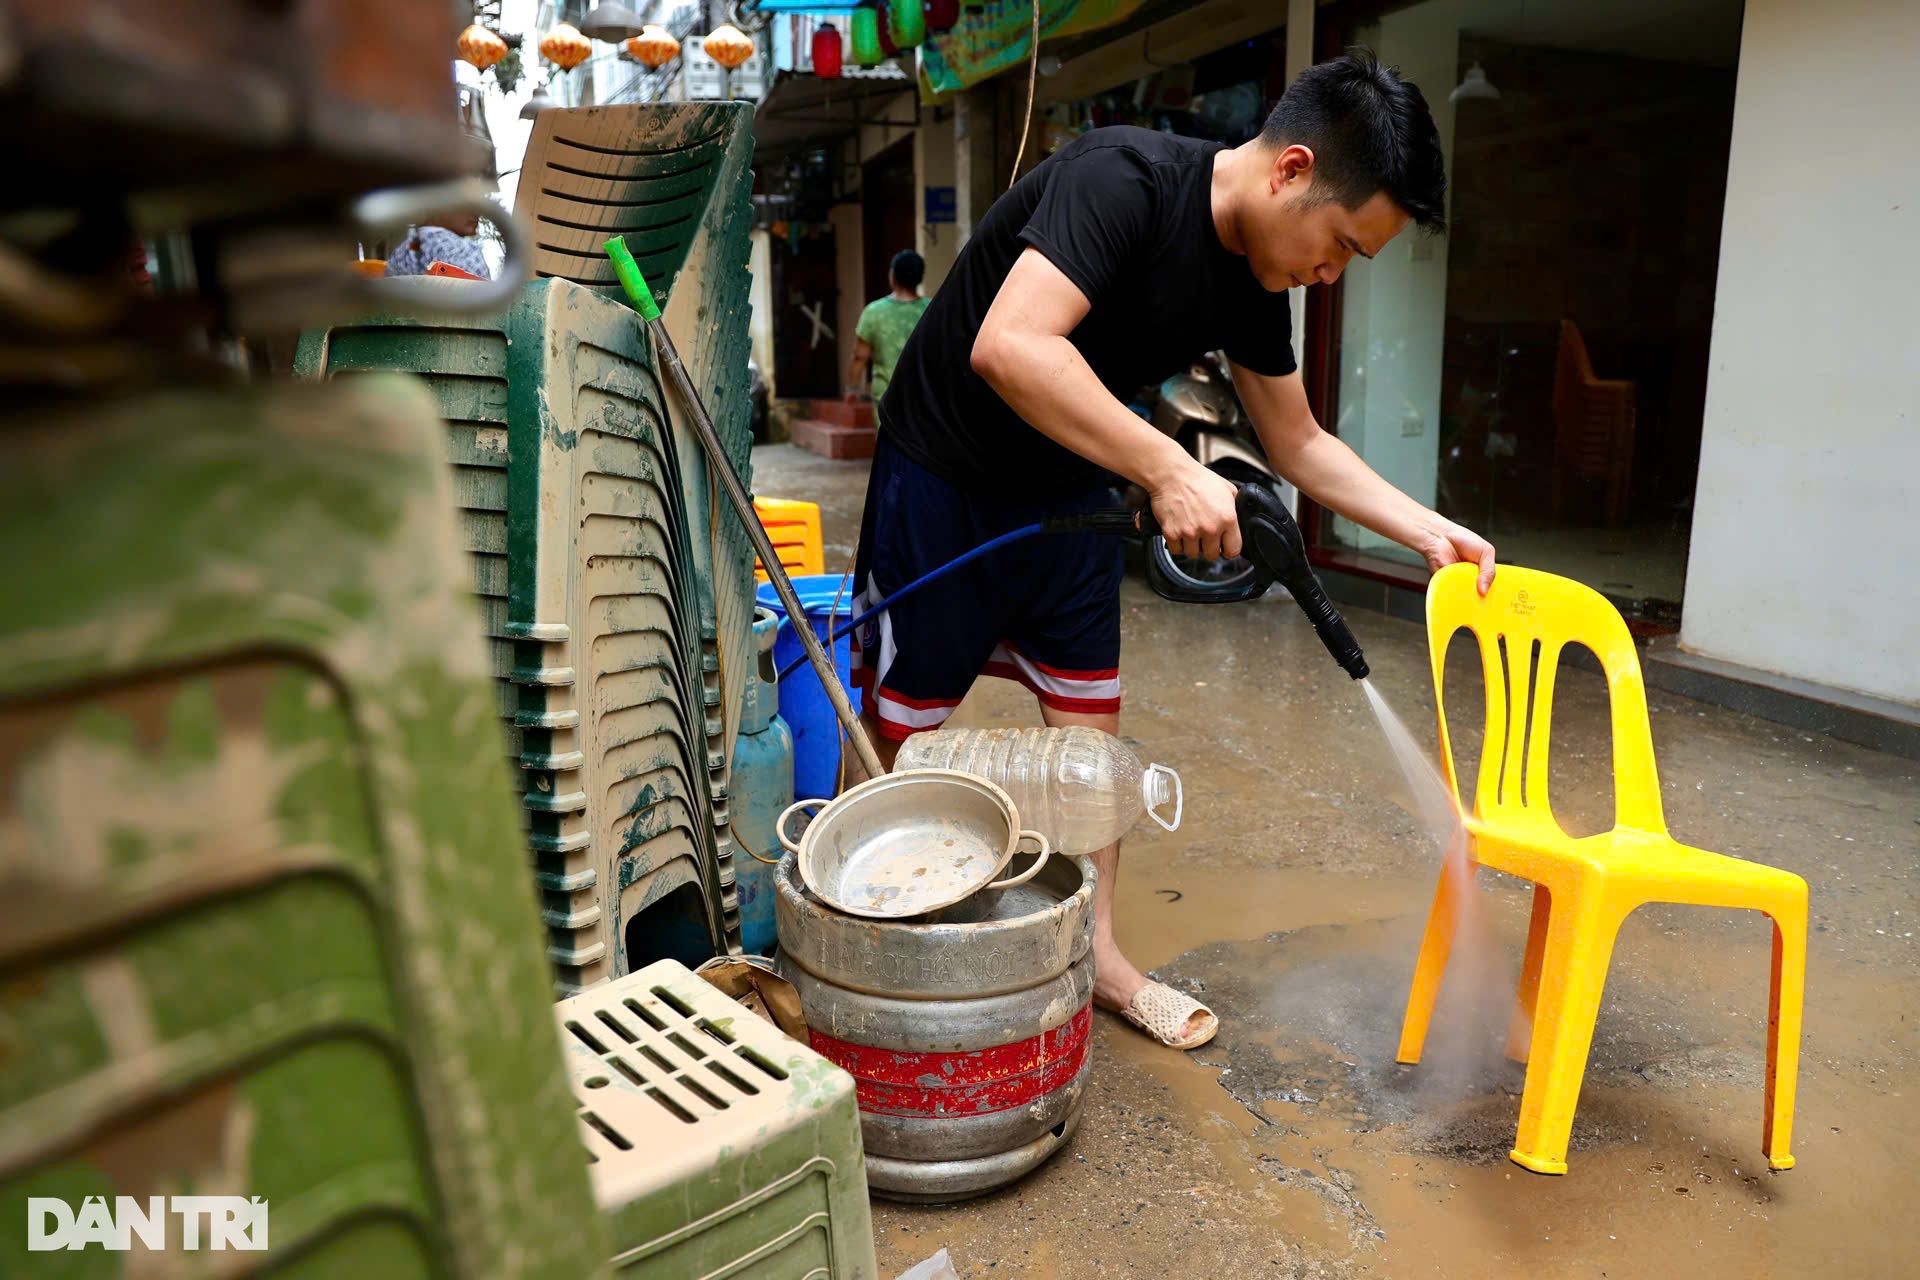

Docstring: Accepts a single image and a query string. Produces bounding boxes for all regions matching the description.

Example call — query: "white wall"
[1681,0,1920,704]
[917,113,959,292]
[830,201,864,392]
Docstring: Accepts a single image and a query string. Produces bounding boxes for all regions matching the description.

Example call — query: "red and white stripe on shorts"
[869,687,964,739]
[982,642,1121,715]
[849,583,959,741]
[850,581,1121,739]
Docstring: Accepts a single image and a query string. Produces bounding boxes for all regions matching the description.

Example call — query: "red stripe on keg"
[852,1045,1087,1118]
[813,1005,1092,1088]
[809,1003,1092,1117]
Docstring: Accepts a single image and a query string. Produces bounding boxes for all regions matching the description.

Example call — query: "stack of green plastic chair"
[0,377,608,1277]
[514,100,760,782]
[295,103,760,994]
[297,280,741,994]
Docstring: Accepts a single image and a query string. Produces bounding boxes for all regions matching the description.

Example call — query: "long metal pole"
[605,238,886,782]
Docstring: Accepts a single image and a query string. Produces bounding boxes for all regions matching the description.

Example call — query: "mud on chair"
[298,103,763,992]
[558,960,877,1277]
[0,379,607,1277]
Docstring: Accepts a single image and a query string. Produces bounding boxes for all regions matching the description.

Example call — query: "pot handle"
[1147,763,1184,832]
[988,830,1052,889]
[777,800,829,856]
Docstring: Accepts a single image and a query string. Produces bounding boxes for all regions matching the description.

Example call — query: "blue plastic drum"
[754,575,861,800]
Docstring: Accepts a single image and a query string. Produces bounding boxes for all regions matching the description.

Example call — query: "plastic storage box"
[560,961,877,1278]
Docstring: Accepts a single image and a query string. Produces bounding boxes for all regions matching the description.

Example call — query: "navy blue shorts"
[851,436,1124,741]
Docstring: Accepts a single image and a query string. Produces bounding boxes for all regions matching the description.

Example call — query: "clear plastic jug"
[894,726,1182,854]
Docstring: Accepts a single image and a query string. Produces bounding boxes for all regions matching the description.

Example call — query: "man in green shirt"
[847,250,930,405]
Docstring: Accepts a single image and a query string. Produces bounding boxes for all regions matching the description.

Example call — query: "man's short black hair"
[890,249,925,289]
[1260,49,1447,231]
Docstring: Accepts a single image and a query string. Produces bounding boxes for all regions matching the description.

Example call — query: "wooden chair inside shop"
[1551,319,1637,527]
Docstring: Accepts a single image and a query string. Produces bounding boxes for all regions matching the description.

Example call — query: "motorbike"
[1134,351,1298,596]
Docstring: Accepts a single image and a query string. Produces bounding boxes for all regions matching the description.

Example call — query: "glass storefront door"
[1315,0,1744,621]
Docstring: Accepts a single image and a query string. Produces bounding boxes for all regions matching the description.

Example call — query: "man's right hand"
[1148,459,1242,561]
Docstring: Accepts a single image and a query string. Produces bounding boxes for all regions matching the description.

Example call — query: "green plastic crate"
[296,279,743,992]
[0,378,607,1278]
[560,962,876,1279]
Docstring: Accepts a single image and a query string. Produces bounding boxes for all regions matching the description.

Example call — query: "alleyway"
[756,443,1920,1279]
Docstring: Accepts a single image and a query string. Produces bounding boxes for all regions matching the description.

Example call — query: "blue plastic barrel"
[755,575,861,801]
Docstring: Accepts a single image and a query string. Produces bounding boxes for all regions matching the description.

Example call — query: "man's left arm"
[846,339,873,402]
[1231,363,1496,593]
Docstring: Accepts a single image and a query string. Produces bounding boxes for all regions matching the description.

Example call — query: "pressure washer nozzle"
[1234,485,1371,681]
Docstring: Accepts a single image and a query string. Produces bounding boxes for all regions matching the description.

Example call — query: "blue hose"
[774,522,1046,684]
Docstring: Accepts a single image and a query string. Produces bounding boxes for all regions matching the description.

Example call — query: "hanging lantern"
[703,23,755,71]
[458,23,509,72]
[923,0,961,35]
[626,23,681,68]
[811,25,843,79]
[578,3,647,44]
[889,0,925,50]
[850,7,883,67]
[520,84,557,119]
[539,22,592,71]
[876,4,898,56]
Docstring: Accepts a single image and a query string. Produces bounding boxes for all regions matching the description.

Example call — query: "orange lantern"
[625,22,681,68]
[703,23,755,71]
[540,22,593,70]
[458,23,509,72]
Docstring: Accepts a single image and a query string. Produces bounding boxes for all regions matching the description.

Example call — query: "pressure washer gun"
[1052,480,1371,681]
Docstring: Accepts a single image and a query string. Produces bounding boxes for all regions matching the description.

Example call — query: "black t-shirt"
[879,127,1296,499]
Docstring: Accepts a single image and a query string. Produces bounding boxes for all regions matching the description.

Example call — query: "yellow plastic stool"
[753,495,824,582]
[1396,564,1807,1176]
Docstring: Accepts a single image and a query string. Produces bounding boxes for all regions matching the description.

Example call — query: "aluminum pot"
[776,768,1050,919]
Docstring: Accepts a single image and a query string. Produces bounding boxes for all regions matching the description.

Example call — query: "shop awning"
[753,63,918,157]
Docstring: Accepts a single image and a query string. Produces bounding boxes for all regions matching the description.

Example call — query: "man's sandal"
[1121,981,1218,1050]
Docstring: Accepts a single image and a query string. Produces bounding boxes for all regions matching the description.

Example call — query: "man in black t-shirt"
[848,52,1497,1050]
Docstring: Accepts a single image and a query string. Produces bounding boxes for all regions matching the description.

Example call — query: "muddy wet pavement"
[755,443,1920,1278]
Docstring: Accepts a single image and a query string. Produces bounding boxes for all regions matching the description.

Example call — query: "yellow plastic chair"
[753,495,825,582]
[1396,564,1807,1175]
